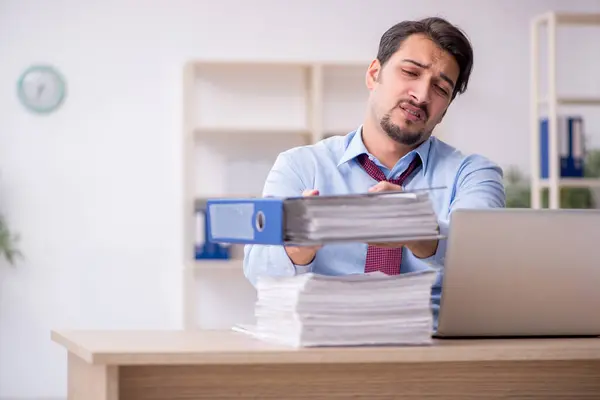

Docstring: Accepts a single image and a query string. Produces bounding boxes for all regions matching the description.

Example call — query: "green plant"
[504,166,532,208]
[504,149,600,209]
[0,215,20,265]
[585,147,600,178]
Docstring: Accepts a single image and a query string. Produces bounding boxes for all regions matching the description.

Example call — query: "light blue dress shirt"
[243,126,506,328]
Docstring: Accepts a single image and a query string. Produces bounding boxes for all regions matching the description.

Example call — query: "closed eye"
[436,85,449,96]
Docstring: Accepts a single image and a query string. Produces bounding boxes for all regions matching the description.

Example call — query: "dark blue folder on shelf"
[539,115,585,179]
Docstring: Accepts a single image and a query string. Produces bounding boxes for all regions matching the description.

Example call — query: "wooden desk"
[51,330,600,399]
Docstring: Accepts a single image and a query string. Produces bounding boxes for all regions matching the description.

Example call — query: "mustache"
[395,99,429,120]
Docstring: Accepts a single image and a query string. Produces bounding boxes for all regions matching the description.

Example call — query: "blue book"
[205,191,442,246]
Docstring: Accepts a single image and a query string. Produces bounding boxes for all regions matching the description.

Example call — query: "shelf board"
[189,259,244,271]
[538,97,600,106]
[189,59,313,69]
[538,178,600,188]
[535,12,600,26]
[555,12,600,26]
[323,130,352,138]
[194,195,260,210]
[188,59,368,68]
[194,126,311,137]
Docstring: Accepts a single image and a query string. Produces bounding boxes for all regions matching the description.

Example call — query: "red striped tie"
[356,153,422,275]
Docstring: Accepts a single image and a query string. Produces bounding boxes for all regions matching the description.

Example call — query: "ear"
[365,59,381,90]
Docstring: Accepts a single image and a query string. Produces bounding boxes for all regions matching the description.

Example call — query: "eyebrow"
[402,58,456,89]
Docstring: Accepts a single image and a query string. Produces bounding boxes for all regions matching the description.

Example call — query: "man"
[243,17,505,326]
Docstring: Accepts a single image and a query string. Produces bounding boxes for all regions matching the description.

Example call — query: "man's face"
[366,33,460,146]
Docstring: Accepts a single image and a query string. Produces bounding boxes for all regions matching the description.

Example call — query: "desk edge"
[49,330,600,366]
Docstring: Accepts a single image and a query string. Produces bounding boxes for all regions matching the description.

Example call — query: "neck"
[361,119,416,170]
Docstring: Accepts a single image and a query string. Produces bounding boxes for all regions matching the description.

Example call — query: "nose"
[408,78,431,105]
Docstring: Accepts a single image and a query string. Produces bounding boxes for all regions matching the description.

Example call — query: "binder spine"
[206,198,285,244]
[570,116,584,174]
[539,115,585,179]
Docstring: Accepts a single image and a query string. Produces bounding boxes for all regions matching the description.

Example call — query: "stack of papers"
[235,270,438,347]
[283,190,440,244]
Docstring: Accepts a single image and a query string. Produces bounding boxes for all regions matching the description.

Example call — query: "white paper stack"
[284,190,441,244]
[236,270,438,347]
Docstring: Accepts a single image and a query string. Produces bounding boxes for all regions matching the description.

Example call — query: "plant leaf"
[0,215,21,266]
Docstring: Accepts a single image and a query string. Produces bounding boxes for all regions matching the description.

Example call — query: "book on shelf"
[233,269,438,347]
[205,188,444,246]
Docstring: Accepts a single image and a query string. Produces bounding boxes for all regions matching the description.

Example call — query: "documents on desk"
[233,270,438,347]
[206,189,442,245]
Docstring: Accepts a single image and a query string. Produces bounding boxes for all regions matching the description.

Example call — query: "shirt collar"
[337,125,433,175]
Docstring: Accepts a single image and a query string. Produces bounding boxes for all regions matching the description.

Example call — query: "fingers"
[368,181,402,193]
[369,242,404,248]
[302,189,320,196]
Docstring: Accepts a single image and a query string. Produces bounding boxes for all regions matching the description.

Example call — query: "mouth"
[398,105,425,122]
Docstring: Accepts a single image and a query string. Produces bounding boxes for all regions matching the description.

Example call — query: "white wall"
[0,0,599,398]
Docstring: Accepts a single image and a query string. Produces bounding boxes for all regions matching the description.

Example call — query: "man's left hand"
[367,181,439,259]
[368,181,402,193]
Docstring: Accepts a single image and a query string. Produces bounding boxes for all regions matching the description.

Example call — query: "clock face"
[17,65,66,113]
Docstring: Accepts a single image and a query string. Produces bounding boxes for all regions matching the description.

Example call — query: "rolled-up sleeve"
[423,154,506,268]
[243,151,315,286]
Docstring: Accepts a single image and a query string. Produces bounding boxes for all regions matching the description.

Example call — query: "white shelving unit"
[530,11,600,209]
[181,60,369,330]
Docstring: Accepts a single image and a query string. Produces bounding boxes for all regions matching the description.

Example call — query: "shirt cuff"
[421,220,449,268]
[243,243,318,287]
[270,245,316,275]
[287,248,316,275]
[293,261,315,274]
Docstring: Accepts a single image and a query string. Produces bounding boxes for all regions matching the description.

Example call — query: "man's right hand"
[284,189,322,266]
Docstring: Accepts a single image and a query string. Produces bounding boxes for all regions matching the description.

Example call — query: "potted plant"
[505,149,600,209]
[0,215,20,265]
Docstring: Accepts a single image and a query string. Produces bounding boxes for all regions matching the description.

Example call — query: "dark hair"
[377,17,473,100]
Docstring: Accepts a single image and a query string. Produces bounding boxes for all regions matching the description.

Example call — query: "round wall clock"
[17,64,66,114]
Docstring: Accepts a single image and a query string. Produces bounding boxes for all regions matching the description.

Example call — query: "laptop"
[435,208,600,338]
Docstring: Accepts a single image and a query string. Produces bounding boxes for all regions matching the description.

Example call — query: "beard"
[380,113,428,146]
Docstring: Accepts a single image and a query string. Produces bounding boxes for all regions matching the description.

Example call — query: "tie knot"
[356,153,422,186]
